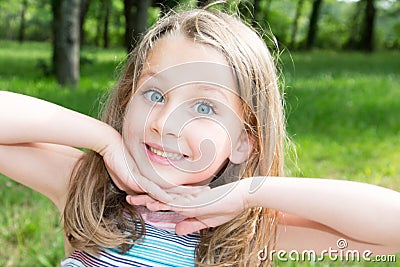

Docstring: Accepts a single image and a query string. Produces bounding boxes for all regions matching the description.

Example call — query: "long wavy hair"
[63,7,285,266]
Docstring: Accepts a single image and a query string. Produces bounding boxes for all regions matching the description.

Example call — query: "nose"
[149,101,183,137]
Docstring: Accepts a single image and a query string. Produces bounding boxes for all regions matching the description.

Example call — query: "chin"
[184,177,213,186]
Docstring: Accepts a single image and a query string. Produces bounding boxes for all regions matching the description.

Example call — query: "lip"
[145,143,187,166]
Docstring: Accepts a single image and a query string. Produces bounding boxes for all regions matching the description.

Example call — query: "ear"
[229,130,254,164]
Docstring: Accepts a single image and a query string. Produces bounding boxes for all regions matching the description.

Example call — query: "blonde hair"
[64,7,285,266]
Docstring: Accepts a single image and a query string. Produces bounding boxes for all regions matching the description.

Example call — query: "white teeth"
[149,146,184,160]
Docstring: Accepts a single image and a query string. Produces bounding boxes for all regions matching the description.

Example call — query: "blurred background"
[0,0,399,266]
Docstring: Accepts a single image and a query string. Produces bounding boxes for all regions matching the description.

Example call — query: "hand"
[101,133,210,203]
[101,135,174,202]
[127,179,250,235]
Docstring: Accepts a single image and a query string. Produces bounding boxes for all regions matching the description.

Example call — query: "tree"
[344,0,363,50]
[124,0,134,52]
[103,0,111,48]
[197,0,208,7]
[18,0,28,43]
[79,0,91,46]
[52,0,81,86]
[94,1,104,46]
[290,0,305,50]
[360,0,376,52]
[51,0,61,75]
[344,0,376,52]
[154,0,177,15]
[94,0,112,47]
[252,0,261,27]
[124,0,151,53]
[306,0,323,49]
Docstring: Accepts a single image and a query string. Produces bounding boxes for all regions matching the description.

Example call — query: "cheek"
[123,99,149,139]
[186,123,232,160]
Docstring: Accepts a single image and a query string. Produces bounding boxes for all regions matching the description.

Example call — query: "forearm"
[0,91,119,154]
[245,177,400,246]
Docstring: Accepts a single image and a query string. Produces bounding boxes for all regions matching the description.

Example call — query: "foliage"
[0,0,398,50]
[283,51,400,188]
[84,0,125,47]
[0,0,52,41]
[0,40,399,266]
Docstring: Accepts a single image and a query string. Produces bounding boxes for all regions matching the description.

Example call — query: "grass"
[0,41,126,267]
[0,40,399,266]
[283,51,400,188]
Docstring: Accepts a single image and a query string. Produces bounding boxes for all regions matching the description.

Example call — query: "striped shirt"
[61,206,200,266]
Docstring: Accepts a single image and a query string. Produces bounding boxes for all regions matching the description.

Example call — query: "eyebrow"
[196,85,231,101]
[138,69,234,101]
[138,69,157,82]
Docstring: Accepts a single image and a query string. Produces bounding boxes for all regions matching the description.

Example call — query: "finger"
[145,183,173,203]
[126,195,156,206]
[166,185,211,194]
[175,218,208,235]
[146,201,172,211]
[156,203,201,218]
[132,175,173,203]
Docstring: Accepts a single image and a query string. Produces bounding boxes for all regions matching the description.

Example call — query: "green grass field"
[0,40,399,266]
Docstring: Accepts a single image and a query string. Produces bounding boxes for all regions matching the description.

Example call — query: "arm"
[129,176,400,253]
[0,91,118,152]
[0,91,119,208]
[247,177,400,249]
[0,91,172,209]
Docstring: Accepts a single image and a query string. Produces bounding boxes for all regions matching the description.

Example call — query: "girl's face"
[123,35,251,188]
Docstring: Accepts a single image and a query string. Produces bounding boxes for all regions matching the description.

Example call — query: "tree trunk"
[124,0,135,53]
[290,0,304,50]
[51,0,62,76]
[133,0,150,45]
[95,1,103,46]
[79,0,90,46]
[56,0,81,87]
[306,0,323,50]
[197,0,208,8]
[103,0,112,48]
[360,0,376,52]
[155,0,178,14]
[124,0,150,53]
[344,1,363,50]
[252,0,261,27]
[18,0,28,43]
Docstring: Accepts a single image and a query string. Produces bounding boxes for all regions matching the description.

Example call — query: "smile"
[147,145,184,160]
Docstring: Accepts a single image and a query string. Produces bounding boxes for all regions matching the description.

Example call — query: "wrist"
[243,176,267,208]
[93,123,122,156]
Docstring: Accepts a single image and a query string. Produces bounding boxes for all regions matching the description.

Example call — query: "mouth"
[146,144,186,161]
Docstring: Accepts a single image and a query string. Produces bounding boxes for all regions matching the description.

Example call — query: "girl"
[0,7,399,267]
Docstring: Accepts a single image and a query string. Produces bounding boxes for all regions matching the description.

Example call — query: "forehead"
[140,35,238,97]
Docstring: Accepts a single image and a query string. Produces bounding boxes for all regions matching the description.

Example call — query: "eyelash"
[142,89,164,103]
[194,99,217,115]
[142,89,217,115]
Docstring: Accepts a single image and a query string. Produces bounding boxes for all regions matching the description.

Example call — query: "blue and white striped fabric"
[62,208,200,266]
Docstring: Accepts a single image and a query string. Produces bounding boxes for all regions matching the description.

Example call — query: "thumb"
[175,218,208,235]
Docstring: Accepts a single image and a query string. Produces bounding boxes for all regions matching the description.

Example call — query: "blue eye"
[194,101,214,115]
[144,90,164,103]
